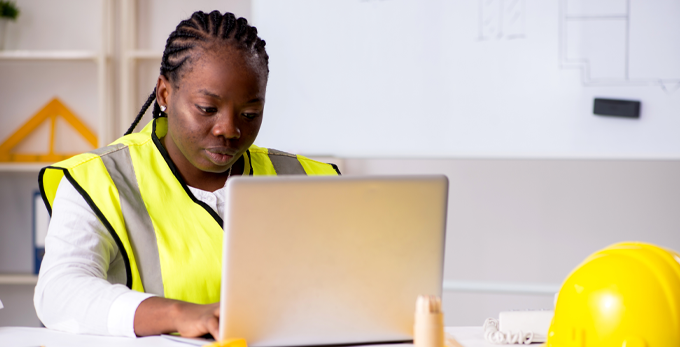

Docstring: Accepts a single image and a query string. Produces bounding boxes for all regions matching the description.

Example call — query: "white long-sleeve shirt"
[34,177,227,337]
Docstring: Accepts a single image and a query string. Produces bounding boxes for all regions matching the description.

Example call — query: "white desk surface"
[0,326,500,347]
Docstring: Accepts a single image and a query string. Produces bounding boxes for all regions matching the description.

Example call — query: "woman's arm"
[34,177,154,336]
[134,297,220,338]
[34,178,220,338]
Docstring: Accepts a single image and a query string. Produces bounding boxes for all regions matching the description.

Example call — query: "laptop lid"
[219,175,448,347]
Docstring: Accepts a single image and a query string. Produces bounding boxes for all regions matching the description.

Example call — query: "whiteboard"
[251,0,680,158]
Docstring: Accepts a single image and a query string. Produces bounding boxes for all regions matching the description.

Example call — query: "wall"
[251,0,680,158]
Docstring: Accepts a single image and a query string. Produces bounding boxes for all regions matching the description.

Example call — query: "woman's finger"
[208,315,220,340]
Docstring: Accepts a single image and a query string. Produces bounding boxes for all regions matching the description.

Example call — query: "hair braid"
[244,27,258,47]
[234,17,248,40]
[209,11,223,36]
[222,13,237,39]
[125,89,156,135]
[124,10,269,135]
[194,12,209,32]
[177,19,199,31]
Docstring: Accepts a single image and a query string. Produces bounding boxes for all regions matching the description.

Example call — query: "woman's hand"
[134,296,220,339]
[173,301,220,338]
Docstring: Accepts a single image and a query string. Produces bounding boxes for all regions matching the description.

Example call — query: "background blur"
[1,0,679,329]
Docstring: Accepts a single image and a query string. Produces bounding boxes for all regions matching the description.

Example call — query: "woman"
[35,11,338,339]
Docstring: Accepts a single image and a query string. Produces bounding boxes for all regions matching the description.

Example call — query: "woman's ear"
[156,75,171,109]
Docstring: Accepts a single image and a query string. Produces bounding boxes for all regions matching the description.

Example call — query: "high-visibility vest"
[39,117,339,304]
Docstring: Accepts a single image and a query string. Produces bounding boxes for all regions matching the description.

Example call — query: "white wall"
[251,0,680,158]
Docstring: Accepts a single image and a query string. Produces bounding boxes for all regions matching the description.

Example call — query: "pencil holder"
[414,295,444,347]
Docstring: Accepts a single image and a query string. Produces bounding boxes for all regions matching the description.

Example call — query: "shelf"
[0,274,38,285]
[0,163,51,172]
[127,50,162,60]
[0,50,100,61]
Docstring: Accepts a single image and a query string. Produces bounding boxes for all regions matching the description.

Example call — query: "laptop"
[219,175,449,347]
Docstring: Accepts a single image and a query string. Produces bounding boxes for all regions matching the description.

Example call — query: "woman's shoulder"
[247,144,340,175]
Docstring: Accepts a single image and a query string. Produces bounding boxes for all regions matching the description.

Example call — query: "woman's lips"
[205,149,235,165]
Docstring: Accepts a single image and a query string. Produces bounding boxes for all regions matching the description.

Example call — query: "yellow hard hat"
[546,242,680,347]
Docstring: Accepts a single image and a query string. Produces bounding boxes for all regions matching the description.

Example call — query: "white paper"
[0,299,4,309]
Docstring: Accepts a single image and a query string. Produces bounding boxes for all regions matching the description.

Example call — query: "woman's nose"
[212,113,241,139]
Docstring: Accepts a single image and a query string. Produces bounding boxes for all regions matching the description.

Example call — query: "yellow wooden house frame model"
[0,98,98,163]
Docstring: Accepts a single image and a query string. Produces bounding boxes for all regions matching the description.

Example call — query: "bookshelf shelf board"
[0,163,50,172]
[0,274,38,285]
[0,50,100,61]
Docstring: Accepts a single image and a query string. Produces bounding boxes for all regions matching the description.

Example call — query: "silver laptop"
[219,175,448,347]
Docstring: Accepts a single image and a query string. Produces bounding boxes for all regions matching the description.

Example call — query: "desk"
[0,327,498,347]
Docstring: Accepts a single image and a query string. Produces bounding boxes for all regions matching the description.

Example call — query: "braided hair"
[124,11,269,135]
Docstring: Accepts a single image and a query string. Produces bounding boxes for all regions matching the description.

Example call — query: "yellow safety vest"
[39,117,339,304]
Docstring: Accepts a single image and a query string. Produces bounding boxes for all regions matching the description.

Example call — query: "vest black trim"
[246,149,253,176]
[151,118,225,227]
[329,163,342,175]
[38,167,52,216]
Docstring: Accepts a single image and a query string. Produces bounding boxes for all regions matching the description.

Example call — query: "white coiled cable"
[483,318,534,345]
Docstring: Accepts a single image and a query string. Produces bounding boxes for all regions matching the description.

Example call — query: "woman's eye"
[197,105,217,114]
[242,113,259,119]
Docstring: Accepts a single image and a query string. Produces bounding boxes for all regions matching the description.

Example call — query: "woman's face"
[157,46,267,176]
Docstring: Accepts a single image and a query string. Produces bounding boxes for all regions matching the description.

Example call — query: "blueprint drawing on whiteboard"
[478,0,526,40]
[560,0,680,92]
